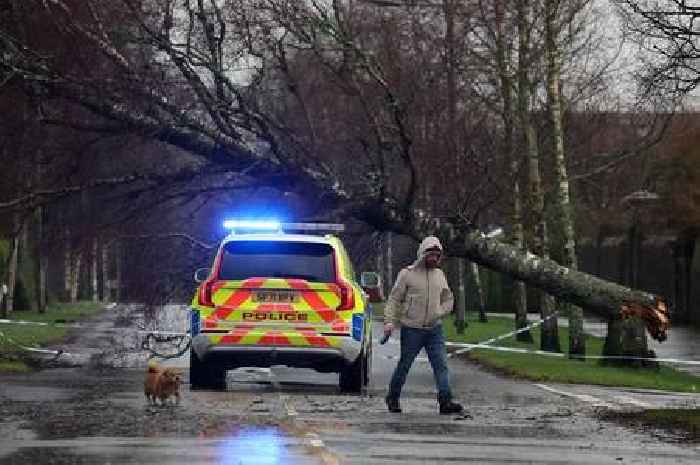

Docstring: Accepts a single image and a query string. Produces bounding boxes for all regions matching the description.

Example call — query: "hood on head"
[413,236,443,266]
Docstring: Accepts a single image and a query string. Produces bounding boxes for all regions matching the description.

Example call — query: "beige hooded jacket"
[383,236,454,329]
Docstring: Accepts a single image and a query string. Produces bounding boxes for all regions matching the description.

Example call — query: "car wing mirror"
[361,271,384,303]
[194,268,210,283]
[360,271,380,289]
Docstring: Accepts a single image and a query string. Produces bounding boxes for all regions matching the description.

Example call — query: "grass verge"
[443,315,700,393]
[601,409,700,442]
[0,301,105,372]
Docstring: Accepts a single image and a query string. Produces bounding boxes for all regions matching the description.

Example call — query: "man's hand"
[383,322,394,335]
[380,322,394,345]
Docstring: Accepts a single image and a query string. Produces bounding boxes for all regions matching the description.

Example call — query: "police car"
[189,221,377,392]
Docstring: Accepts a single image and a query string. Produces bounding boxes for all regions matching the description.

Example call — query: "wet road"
[1,304,700,464]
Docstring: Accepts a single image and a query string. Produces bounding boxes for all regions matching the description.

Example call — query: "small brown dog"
[144,362,182,405]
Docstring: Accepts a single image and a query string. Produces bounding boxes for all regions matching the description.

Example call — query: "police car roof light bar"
[282,223,345,233]
[223,220,281,231]
[223,220,345,234]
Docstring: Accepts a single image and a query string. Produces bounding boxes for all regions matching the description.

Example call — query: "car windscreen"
[218,241,336,283]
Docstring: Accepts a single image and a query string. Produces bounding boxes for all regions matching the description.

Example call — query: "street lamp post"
[622,190,660,289]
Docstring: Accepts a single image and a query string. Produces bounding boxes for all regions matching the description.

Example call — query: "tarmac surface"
[0,304,699,464]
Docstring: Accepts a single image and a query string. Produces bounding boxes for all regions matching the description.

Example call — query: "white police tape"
[445,341,700,366]
[0,317,189,361]
[446,312,560,358]
[474,312,559,347]
[0,329,71,357]
[0,318,82,328]
[0,318,189,337]
[5,316,700,367]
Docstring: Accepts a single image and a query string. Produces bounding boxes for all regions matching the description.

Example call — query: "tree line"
[2,0,698,357]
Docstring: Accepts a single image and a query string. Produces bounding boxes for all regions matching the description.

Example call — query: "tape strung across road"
[0,317,190,361]
[5,316,700,366]
[0,318,188,336]
[0,328,71,358]
[446,312,559,358]
[444,313,700,366]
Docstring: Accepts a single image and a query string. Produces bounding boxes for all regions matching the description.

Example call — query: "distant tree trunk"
[35,205,48,313]
[102,242,110,302]
[91,238,99,302]
[114,242,122,302]
[444,0,457,162]
[495,0,528,336]
[4,218,21,316]
[454,257,467,333]
[545,0,582,356]
[672,231,696,324]
[64,228,72,301]
[516,0,537,344]
[470,261,488,323]
[70,250,82,303]
[386,231,393,288]
[602,316,652,367]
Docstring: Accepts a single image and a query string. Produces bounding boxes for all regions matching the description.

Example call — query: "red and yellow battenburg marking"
[192,277,363,348]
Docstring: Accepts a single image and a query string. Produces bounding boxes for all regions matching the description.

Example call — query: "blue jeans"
[388,324,452,400]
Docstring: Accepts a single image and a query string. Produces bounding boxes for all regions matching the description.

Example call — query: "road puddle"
[215,426,287,464]
[200,425,328,465]
[0,427,328,465]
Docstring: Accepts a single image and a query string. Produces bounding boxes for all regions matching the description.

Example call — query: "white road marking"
[281,395,298,417]
[268,367,281,389]
[305,433,324,447]
[612,395,653,408]
[535,384,615,408]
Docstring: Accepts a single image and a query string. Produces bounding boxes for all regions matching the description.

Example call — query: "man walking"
[383,236,464,414]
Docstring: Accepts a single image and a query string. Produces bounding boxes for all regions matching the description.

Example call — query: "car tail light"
[337,279,355,310]
[198,280,216,307]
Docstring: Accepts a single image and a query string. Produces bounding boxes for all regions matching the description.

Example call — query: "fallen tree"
[0,0,670,341]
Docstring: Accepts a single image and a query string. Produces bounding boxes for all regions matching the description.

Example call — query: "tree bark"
[495,0,528,338]
[437,227,669,342]
[516,0,539,345]
[601,317,652,367]
[70,251,82,303]
[469,261,488,323]
[115,242,122,302]
[64,228,72,301]
[91,238,99,302]
[454,257,467,333]
[386,231,393,290]
[672,231,696,324]
[545,0,584,356]
[35,205,48,313]
[102,242,110,302]
[5,219,21,316]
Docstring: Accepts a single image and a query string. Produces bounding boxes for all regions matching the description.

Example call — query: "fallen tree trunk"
[438,226,669,341]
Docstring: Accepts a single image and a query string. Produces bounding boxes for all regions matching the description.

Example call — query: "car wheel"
[189,350,226,390]
[340,348,370,393]
[363,339,372,387]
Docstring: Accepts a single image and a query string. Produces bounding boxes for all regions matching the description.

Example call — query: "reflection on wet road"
[218,427,287,465]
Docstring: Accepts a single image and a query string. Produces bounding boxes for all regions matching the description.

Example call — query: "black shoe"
[438,398,464,415]
[385,396,402,413]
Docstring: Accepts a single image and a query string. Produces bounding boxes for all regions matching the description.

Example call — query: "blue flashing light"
[190,309,200,336]
[223,219,281,231]
[352,313,364,341]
